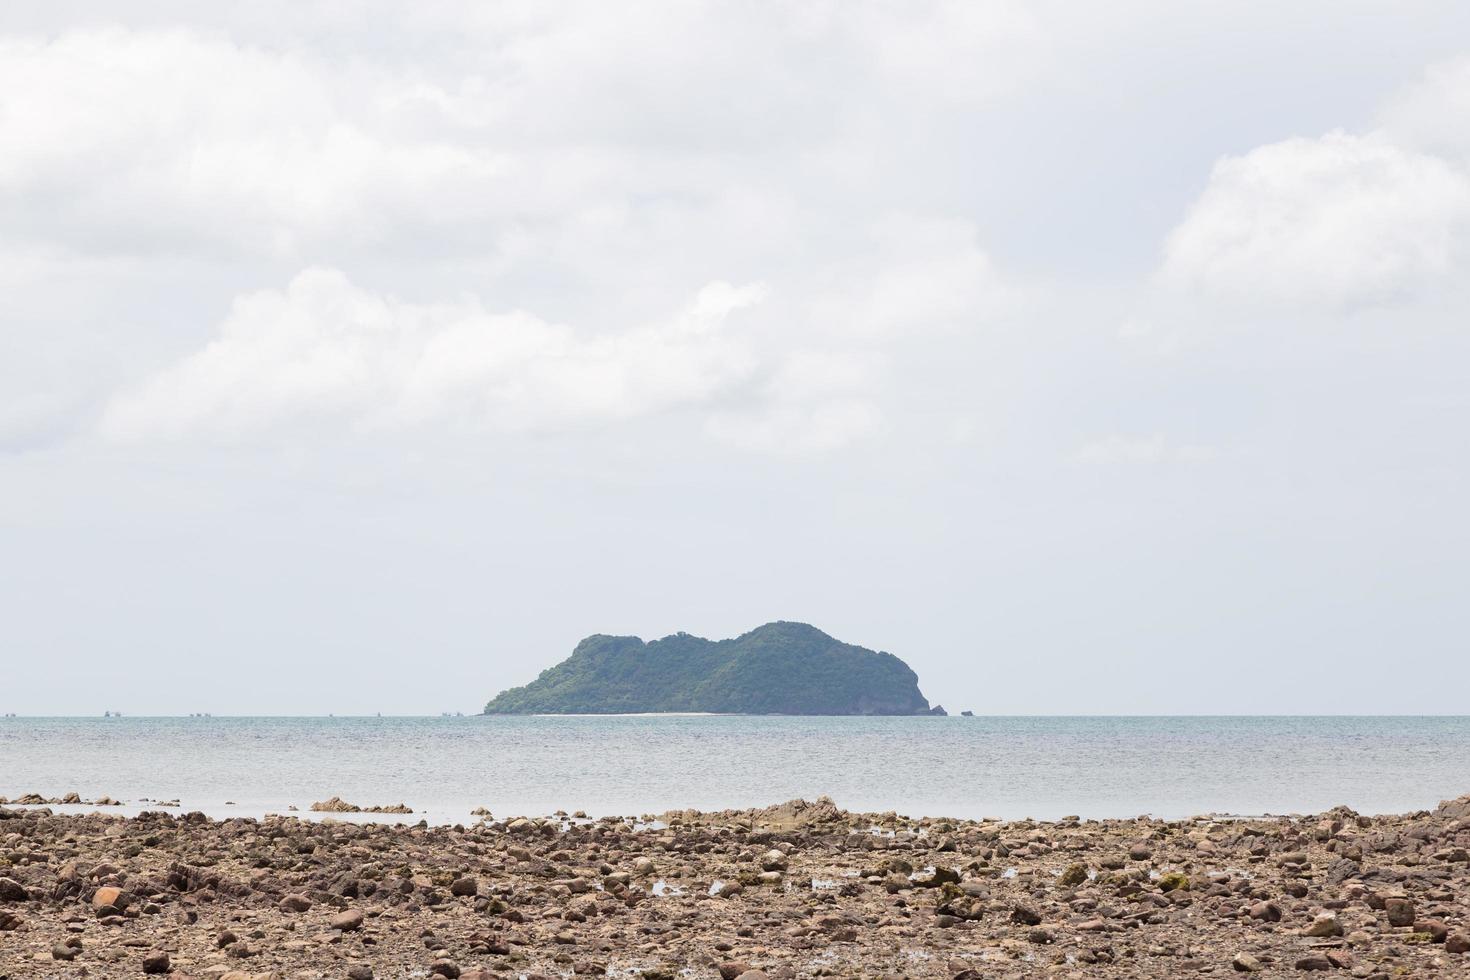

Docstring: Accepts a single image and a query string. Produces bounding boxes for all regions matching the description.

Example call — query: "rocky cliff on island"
[483,621,945,716]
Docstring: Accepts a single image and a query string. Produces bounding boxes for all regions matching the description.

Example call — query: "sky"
[2,1,1469,715]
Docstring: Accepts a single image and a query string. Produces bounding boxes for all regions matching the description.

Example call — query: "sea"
[3,715,1467,826]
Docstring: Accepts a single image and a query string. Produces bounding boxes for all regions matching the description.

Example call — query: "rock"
[1414,918,1449,943]
[1232,952,1264,972]
[52,943,79,961]
[450,876,477,897]
[1303,912,1343,938]
[1293,954,1331,971]
[279,893,313,912]
[1385,896,1415,927]
[1010,903,1042,926]
[1157,871,1189,892]
[92,885,128,911]
[1129,844,1152,861]
[1249,900,1283,922]
[760,849,788,872]
[734,973,770,980]
[912,865,960,887]
[632,856,655,877]
[1058,863,1088,888]
[1447,932,1470,954]
[347,966,375,980]
[141,949,171,974]
[430,959,461,978]
[0,877,28,902]
[718,962,752,980]
[331,909,364,932]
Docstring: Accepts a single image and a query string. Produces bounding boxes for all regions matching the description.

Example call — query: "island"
[483,621,946,715]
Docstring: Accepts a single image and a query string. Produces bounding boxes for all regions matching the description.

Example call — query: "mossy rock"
[1058,864,1089,888]
[1157,871,1190,893]
[937,881,965,903]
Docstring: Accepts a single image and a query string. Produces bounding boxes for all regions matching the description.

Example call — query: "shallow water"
[2,715,1467,824]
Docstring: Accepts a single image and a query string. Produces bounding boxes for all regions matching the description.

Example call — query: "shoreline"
[3,796,1470,978]
[0,791,1457,829]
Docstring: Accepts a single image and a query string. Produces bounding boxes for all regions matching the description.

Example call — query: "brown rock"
[332,908,365,932]
[142,949,171,974]
[279,892,313,912]
[1232,952,1263,972]
[1249,900,1282,922]
[91,885,126,910]
[1010,902,1042,926]
[1303,912,1343,938]
[1385,896,1415,927]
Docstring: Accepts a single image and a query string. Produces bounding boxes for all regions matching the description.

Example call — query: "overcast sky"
[3,1,1469,715]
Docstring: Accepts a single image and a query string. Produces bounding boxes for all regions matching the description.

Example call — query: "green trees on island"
[483,621,944,716]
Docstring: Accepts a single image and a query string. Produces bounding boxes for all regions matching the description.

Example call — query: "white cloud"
[0,29,520,255]
[807,215,1013,339]
[0,11,1045,260]
[99,270,767,441]
[1159,132,1470,310]
[1378,55,1470,160]
[1076,434,1219,465]
[1155,54,1470,315]
[705,350,887,454]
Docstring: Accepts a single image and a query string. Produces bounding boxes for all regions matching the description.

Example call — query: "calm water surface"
[2,715,1467,824]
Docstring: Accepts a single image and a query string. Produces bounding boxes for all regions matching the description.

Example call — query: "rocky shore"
[3,795,1470,978]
